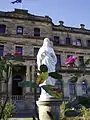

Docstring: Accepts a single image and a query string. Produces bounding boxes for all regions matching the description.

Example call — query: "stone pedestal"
[37,98,62,120]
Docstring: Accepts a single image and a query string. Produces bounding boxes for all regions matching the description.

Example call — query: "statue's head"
[43,38,53,48]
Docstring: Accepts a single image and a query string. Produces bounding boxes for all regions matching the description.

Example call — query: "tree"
[0,51,24,120]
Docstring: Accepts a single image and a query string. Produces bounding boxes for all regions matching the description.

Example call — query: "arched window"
[69,81,75,97]
[82,80,87,95]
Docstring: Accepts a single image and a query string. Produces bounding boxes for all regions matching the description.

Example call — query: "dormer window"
[17,26,23,35]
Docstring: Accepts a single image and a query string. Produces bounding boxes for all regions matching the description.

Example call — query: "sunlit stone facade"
[0,9,90,114]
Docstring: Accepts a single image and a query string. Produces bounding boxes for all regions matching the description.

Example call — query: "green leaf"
[84,59,90,65]
[49,72,62,79]
[42,85,62,99]
[36,72,48,85]
[70,75,78,83]
[18,81,38,88]
[40,64,48,72]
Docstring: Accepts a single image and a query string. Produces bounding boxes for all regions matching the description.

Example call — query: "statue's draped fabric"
[37,38,57,99]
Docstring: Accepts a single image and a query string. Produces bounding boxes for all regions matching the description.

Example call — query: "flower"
[12,51,21,56]
[65,56,77,66]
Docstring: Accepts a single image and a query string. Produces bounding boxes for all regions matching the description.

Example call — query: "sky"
[0,0,90,29]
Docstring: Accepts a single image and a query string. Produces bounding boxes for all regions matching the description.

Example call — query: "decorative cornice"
[0,9,90,35]
[0,9,52,23]
[52,25,90,35]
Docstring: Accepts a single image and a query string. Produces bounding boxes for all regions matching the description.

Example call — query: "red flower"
[12,51,21,56]
[65,56,77,66]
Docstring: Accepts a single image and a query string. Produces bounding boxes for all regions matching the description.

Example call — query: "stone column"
[63,82,70,98]
[37,98,62,120]
[26,65,30,93]
[32,65,35,82]
[76,83,83,96]
[63,75,70,98]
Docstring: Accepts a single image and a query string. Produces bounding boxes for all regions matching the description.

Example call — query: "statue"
[37,38,57,100]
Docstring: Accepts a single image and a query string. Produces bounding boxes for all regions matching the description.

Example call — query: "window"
[34,48,39,57]
[56,55,61,69]
[79,56,84,66]
[69,81,75,96]
[0,25,6,33]
[16,46,23,55]
[82,80,87,95]
[0,45,4,56]
[76,39,81,46]
[34,28,40,36]
[87,40,90,47]
[53,36,59,45]
[17,26,23,35]
[66,37,71,45]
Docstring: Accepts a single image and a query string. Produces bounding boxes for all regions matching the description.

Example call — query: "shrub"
[0,102,15,120]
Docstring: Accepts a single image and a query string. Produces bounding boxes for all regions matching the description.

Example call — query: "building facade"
[0,8,90,115]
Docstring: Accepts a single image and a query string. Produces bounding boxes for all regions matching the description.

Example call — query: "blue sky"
[1,0,90,29]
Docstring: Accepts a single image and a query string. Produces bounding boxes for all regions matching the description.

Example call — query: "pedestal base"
[37,98,62,120]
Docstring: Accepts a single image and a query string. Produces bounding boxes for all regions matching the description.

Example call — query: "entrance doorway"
[12,75,23,95]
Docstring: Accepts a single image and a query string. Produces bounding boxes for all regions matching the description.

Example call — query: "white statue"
[37,38,57,99]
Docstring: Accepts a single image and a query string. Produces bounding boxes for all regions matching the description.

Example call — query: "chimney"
[80,24,85,29]
[59,21,64,26]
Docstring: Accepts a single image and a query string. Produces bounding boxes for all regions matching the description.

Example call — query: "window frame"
[34,28,40,36]
[34,47,39,57]
[76,39,82,46]
[82,80,87,95]
[56,54,61,69]
[0,24,6,34]
[69,81,75,96]
[66,37,71,45]
[17,26,23,35]
[15,46,23,55]
[53,36,60,45]
[87,40,90,47]
[78,56,84,66]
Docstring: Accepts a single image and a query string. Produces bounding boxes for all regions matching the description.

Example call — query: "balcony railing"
[57,66,90,73]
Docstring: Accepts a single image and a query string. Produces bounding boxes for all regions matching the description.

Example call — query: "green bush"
[0,102,15,120]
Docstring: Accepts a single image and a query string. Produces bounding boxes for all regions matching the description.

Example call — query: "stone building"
[0,8,90,116]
